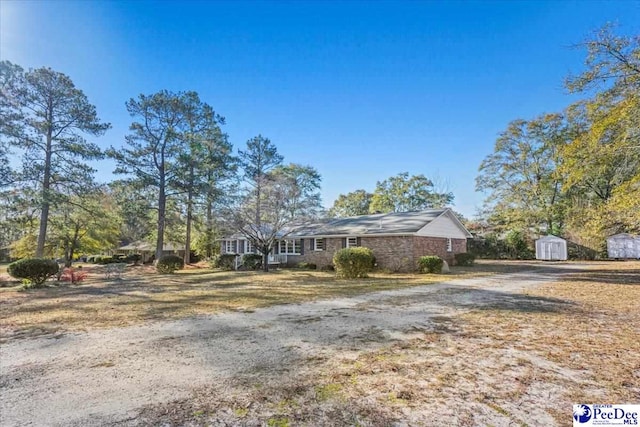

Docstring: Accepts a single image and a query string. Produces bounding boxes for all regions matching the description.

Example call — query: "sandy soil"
[0,263,591,426]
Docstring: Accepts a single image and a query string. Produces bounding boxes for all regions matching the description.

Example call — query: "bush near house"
[242,254,262,270]
[156,255,184,274]
[211,254,237,271]
[7,258,59,288]
[333,247,375,279]
[296,262,317,270]
[418,255,444,274]
[454,253,475,266]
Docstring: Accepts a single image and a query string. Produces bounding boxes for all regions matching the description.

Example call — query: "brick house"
[220,208,472,272]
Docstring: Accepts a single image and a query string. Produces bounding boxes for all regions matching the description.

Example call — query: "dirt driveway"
[0,263,629,426]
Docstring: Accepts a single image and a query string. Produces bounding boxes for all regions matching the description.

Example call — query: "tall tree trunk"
[256,182,261,226]
[36,111,53,257]
[262,246,269,272]
[66,225,80,268]
[62,241,70,268]
[205,194,214,259]
[184,165,194,265]
[156,174,166,263]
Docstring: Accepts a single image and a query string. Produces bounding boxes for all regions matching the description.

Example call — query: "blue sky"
[1,0,639,217]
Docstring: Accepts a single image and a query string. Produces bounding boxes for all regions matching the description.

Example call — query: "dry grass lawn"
[313,263,640,426]
[0,261,521,342]
[137,261,640,426]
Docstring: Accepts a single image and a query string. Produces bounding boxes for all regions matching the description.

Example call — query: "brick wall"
[413,236,467,265]
[360,236,415,272]
[291,235,467,271]
[287,237,342,268]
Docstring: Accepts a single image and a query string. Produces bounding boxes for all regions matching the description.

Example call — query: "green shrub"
[333,247,375,278]
[211,254,237,270]
[454,252,475,266]
[418,255,444,273]
[296,262,317,270]
[242,254,262,270]
[124,254,142,264]
[156,255,184,274]
[320,264,335,272]
[91,255,121,265]
[7,258,59,287]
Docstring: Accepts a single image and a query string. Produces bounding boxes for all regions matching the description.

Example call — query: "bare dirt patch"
[1,261,637,426]
[0,261,517,342]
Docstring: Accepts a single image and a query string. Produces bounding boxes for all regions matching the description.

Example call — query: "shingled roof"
[289,209,451,237]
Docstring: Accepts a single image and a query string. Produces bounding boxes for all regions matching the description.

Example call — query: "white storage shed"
[607,233,640,259]
[535,235,568,261]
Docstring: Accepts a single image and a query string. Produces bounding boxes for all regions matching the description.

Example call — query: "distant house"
[220,208,472,272]
[535,235,568,261]
[607,233,640,259]
[116,241,185,263]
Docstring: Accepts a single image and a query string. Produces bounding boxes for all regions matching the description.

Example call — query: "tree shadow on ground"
[432,286,577,313]
[559,269,640,285]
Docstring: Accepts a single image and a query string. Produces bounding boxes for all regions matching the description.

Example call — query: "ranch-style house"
[220,208,472,272]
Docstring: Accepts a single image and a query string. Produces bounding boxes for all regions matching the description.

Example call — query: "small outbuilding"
[535,235,568,261]
[607,233,640,259]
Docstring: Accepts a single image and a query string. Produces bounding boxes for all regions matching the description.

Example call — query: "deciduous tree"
[232,137,322,271]
[370,172,453,213]
[476,114,570,234]
[327,190,372,218]
[48,188,119,266]
[562,26,640,243]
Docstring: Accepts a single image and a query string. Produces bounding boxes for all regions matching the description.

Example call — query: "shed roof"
[536,235,566,242]
[607,233,637,240]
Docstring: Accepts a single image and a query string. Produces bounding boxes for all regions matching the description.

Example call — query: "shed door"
[624,239,634,258]
[543,242,561,260]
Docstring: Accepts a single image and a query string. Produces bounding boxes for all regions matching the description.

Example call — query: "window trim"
[446,238,453,252]
[224,240,234,253]
[279,239,301,255]
[313,238,325,251]
[346,237,358,248]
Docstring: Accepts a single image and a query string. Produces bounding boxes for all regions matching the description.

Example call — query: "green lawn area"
[0,261,528,341]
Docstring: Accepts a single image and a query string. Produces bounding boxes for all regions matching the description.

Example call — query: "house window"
[246,240,255,254]
[224,240,234,253]
[314,238,325,251]
[446,238,452,252]
[279,239,301,255]
[346,237,358,248]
